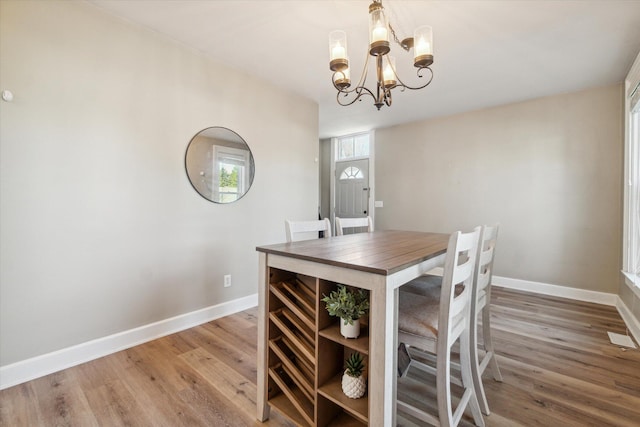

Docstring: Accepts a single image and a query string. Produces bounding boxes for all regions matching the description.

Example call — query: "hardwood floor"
[1,287,639,426]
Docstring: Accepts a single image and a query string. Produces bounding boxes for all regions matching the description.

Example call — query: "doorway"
[320,132,374,234]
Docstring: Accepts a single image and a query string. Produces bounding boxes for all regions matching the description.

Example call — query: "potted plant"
[342,352,366,399]
[322,284,369,338]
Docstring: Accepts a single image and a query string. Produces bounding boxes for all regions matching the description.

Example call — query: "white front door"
[335,159,369,220]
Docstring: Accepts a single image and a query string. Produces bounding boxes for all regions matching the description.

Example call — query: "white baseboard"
[427,269,618,306]
[616,297,640,346]
[426,268,619,306]
[0,293,258,390]
[493,276,618,306]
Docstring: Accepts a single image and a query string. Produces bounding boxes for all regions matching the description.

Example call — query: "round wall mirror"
[185,127,255,203]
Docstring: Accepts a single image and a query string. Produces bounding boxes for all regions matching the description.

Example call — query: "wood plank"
[0,382,46,426]
[81,379,145,426]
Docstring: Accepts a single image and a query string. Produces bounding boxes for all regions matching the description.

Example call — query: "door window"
[340,166,364,179]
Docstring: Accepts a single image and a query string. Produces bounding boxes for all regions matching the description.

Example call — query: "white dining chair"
[400,224,502,415]
[397,227,485,427]
[401,224,503,417]
[284,218,332,243]
[335,216,373,236]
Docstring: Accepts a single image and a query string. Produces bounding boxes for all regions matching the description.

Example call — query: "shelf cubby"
[318,375,369,425]
[269,363,315,426]
[318,324,369,355]
[270,280,316,329]
[269,343,314,401]
[269,335,315,381]
[269,308,315,363]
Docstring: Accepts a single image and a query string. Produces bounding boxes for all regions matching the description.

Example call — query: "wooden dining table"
[256,230,449,426]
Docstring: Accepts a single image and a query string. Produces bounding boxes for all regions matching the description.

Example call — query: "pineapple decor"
[342,352,366,399]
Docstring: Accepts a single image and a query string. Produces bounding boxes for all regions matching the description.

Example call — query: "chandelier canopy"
[329,0,434,110]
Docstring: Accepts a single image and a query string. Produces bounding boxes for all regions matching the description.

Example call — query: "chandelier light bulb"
[372,20,388,43]
[413,25,434,67]
[415,36,430,57]
[383,56,397,88]
[331,42,346,61]
[329,30,349,71]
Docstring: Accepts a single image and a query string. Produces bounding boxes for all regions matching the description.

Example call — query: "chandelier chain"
[388,22,410,52]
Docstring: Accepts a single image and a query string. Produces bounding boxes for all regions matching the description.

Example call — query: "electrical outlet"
[224,274,232,287]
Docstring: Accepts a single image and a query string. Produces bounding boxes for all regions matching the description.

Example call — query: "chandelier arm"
[331,70,348,91]
[384,86,393,107]
[331,46,373,94]
[375,55,385,107]
[336,85,376,107]
[332,46,380,107]
[394,67,434,91]
[354,48,372,90]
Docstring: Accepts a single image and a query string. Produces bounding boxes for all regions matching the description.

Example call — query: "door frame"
[329,130,376,234]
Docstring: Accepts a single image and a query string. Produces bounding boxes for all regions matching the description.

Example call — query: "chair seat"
[402,274,442,296]
[399,274,466,340]
[398,275,442,339]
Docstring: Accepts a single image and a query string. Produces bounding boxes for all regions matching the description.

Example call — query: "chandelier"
[329,0,434,110]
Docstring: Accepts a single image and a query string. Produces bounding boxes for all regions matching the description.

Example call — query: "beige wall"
[375,85,623,293]
[0,1,318,366]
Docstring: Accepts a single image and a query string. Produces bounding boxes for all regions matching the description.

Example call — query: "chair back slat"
[285,218,332,243]
[451,259,474,286]
[473,224,499,311]
[335,216,373,236]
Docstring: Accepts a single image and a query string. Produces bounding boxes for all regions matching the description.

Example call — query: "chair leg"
[436,342,455,427]
[470,309,490,416]
[398,343,412,378]
[482,307,503,382]
[460,327,485,427]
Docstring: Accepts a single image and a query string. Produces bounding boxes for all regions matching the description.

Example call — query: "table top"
[256,230,449,276]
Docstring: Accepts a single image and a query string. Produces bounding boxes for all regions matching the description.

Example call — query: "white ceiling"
[88,0,640,139]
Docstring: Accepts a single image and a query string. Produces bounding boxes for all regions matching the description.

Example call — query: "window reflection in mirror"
[185,127,255,203]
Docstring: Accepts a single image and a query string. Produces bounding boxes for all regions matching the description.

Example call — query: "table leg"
[368,276,397,426]
[385,285,399,426]
[257,253,270,422]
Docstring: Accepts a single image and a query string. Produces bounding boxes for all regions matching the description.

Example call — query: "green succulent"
[345,352,365,378]
[321,285,369,325]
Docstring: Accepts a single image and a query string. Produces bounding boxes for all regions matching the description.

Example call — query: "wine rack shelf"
[266,268,370,426]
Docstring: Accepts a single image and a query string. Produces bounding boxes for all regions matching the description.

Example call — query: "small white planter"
[340,318,360,339]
